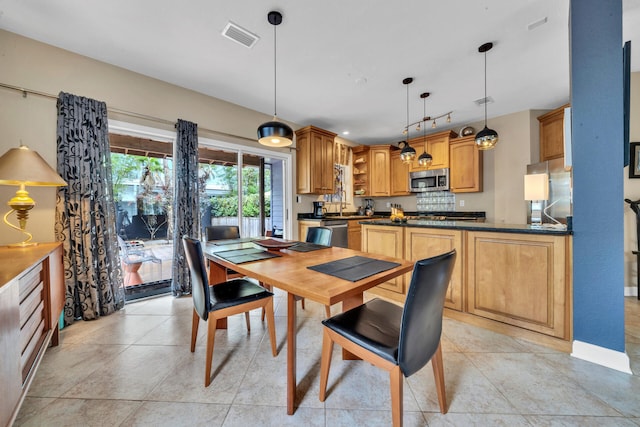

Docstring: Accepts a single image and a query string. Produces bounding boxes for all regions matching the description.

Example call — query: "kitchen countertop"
[357,218,572,235]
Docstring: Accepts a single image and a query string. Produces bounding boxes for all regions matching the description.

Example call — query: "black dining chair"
[319,250,456,427]
[182,236,277,387]
[204,225,243,280]
[305,226,332,317]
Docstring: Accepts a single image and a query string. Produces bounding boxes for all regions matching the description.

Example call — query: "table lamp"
[524,173,549,227]
[0,145,67,246]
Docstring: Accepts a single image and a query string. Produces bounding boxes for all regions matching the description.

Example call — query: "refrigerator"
[526,158,572,225]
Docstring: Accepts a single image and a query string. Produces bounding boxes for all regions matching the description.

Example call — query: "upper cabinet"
[538,104,569,162]
[390,150,410,196]
[295,125,336,194]
[449,135,483,193]
[352,145,370,197]
[369,145,392,197]
[408,130,457,171]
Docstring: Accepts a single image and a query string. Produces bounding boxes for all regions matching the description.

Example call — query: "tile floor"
[15,292,640,427]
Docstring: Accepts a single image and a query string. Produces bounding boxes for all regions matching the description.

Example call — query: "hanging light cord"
[406,81,410,133]
[273,23,278,118]
[483,49,488,126]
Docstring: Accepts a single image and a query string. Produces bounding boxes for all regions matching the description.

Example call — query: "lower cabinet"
[347,221,362,251]
[298,220,321,242]
[404,228,463,311]
[361,224,572,343]
[1,243,64,427]
[466,231,570,339]
[361,225,404,293]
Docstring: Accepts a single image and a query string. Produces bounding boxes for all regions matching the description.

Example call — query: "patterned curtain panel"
[55,92,125,324]
[171,119,200,295]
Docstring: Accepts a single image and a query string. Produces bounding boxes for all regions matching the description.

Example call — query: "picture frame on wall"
[630,142,640,178]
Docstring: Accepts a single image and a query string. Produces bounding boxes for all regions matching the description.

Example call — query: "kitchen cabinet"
[352,145,369,197]
[361,224,404,294]
[449,135,483,193]
[408,130,457,172]
[347,220,362,251]
[404,228,463,311]
[369,145,391,197]
[295,125,336,194]
[1,243,64,427]
[538,104,569,162]
[390,150,410,196]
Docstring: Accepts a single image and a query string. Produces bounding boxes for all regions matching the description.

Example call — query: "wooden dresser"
[0,243,64,427]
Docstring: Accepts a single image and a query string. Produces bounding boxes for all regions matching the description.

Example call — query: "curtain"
[55,92,125,324]
[171,119,200,296]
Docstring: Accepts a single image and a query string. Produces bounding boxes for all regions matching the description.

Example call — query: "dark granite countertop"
[357,219,572,235]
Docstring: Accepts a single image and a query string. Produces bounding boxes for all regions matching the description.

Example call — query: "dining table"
[202,237,414,415]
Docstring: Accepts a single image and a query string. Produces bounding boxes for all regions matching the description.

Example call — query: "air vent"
[221,22,260,48]
[474,96,494,106]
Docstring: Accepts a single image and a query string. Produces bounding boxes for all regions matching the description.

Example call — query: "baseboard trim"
[571,340,632,374]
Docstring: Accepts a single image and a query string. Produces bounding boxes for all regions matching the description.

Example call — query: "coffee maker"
[313,201,325,217]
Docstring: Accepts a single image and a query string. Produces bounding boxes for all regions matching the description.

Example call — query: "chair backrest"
[205,225,240,242]
[398,249,456,377]
[306,226,332,246]
[182,236,211,321]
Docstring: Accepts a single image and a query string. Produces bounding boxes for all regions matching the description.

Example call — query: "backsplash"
[416,191,456,213]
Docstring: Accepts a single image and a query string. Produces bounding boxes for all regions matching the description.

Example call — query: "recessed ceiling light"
[342,131,350,135]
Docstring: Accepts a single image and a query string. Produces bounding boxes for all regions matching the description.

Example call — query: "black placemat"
[211,237,257,245]
[307,256,401,282]
[287,242,331,252]
[214,247,281,264]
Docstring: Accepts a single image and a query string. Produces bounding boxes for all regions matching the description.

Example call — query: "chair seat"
[321,298,402,365]
[210,278,273,311]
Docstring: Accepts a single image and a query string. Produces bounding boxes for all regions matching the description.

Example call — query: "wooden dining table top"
[202,239,415,305]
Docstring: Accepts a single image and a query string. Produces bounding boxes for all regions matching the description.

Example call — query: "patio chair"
[117,235,162,286]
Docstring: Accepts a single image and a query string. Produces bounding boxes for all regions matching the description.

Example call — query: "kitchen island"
[359,219,572,351]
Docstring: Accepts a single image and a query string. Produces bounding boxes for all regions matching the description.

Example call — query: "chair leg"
[261,282,272,321]
[190,309,199,352]
[324,305,331,318]
[319,328,335,402]
[389,365,403,427]
[264,298,277,357]
[245,312,251,332]
[205,317,218,387]
[431,342,447,414]
[301,297,306,310]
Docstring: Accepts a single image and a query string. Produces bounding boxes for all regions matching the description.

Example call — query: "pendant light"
[417,92,433,167]
[399,77,416,164]
[475,42,499,150]
[257,11,293,147]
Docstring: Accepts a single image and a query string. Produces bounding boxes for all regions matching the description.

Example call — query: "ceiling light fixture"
[417,92,433,167]
[399,77,417,164]
[475,42,499,150]
[257,11,293,147]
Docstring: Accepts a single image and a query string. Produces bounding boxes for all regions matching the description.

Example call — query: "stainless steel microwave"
[410,168,450,192]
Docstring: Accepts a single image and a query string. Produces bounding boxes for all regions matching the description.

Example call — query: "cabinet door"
[295,132,311,194]
[426,135,450,169]
[390,151,410,196]
[362,225,403,293]
[466,231,569,339]
[347,221,362,251]
[538,106,566,161]
[311,133,334,194]
[298,221,321,241]
[449,136,483,193]
[369,147,390,196]
[405,228,463,311]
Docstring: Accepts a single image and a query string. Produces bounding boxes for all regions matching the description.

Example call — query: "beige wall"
[0,29,300,245]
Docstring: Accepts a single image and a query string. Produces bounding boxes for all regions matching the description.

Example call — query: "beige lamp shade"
[0,145,67,186]
[524,173,549,201]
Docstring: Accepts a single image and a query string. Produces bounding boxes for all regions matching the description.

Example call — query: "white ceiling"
[1,0,639,145]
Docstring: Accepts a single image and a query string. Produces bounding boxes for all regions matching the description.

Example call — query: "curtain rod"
[0,82,259,144]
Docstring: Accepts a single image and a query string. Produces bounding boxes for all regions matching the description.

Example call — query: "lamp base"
[6,241,39,248]
[4,208,35,246]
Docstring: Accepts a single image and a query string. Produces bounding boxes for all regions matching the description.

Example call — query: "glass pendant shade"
[418,151,433,166]
[258,120,293,147]
[400,143,416,164]
[475,125,499,150]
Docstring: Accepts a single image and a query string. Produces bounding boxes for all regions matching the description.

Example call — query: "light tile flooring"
[15,292,640,427]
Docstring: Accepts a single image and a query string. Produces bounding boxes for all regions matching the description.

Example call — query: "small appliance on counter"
[364,198,375,216]
[313,201,325,218]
